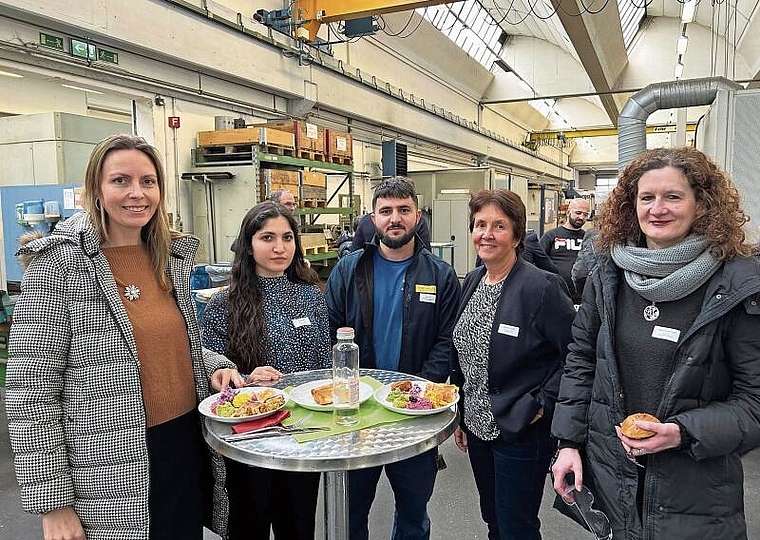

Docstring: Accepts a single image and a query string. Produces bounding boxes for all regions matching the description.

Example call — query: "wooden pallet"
[199,144,256,155]
[328,155,353,165]
[297,150,326,162]
[302,198,327,208]
[260,144,295,157]
[303,245,330,254]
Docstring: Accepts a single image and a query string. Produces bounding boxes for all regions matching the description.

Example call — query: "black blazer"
[451,258,575,442]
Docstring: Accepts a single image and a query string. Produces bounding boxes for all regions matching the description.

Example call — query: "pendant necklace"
[643,301,659,322]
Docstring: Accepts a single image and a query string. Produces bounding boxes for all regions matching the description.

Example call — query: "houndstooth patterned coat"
[5,212,233,540]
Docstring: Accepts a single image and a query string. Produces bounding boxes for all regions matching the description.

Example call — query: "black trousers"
[146,409,205,540]
[225,457,321,540]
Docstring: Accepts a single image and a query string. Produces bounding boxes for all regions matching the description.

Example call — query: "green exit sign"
[97,48,119,64]
[39,33,64,51]
[70,38,97,60]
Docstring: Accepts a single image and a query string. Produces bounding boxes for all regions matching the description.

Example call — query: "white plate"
[289,379,374,412]
[198,387,289,423]
[374,381,459,416]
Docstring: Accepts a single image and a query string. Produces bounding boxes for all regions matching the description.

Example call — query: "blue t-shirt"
[372,251,412,371]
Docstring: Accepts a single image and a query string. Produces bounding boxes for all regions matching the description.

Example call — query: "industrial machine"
[0,184,81,290]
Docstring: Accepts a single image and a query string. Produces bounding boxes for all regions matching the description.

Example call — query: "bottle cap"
[336,327,355,340]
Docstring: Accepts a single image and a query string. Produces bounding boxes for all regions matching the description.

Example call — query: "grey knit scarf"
[610,234,721,303]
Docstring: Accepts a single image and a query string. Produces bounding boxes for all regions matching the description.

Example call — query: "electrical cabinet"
[432,198,472,277]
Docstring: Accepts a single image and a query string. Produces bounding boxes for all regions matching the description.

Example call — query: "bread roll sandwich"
[620,413,660,439]
[390,380,412,392]
[310,383,334,405]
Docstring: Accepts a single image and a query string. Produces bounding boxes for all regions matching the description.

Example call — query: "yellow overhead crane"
[292,0,449,42]
[528,123,697,142]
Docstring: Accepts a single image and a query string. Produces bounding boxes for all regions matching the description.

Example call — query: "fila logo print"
[554,238,583,251]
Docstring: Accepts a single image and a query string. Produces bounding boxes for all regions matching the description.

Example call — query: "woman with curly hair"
[201,201,330,540]
[551,147,760,539]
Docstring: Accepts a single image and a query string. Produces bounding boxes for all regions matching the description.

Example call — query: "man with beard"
[325,177,460,540]
[349,211,431,252]
[540,198,590,305]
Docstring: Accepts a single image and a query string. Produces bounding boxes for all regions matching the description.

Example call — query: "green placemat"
[283,376,413,442]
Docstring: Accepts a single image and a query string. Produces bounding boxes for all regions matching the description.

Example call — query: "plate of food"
[374,380,459,416]
[198,386,288,423]
[289,379,374,412]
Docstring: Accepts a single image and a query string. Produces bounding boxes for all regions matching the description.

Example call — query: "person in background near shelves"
[540,198,591,304]
[349,209,432,252]
[325,177,460,540]
[570,227,599,299]
[268,189,312,268]
[452,189,576,540]
[270,188,297,213]
[201,201,330,540]
[5,134,243,540]
[551,147,760,539]
[477,232,558,273]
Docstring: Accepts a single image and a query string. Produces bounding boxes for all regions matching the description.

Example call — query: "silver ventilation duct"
[617,76,742,171]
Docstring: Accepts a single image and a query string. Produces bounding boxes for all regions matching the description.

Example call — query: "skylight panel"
[618,0,645,49]
[418,2,504,70]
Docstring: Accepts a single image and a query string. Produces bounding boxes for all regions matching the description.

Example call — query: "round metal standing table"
[203,368,458,540]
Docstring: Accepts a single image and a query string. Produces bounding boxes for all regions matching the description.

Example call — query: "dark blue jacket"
[451,258,575,441]
[325,237,459,383]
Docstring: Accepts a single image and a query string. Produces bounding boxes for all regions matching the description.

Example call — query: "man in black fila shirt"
[540,198,590,304]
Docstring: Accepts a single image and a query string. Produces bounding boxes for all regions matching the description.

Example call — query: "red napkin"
[231,409,291,434]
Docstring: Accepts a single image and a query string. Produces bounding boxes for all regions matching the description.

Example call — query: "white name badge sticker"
[652,325,680,343]
[292,317,312,328]
[498,324,520,337]
[420,293,437,304]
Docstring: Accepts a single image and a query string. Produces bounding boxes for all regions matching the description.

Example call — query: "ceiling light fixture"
[677,35,688,55]
[61,83,103,94]
[681,0,697,23]
[674,62,684,79]
[0,69,23,78]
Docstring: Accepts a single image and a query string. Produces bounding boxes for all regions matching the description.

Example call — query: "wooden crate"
[259,169,299,201]
[265,120,325,154]
[325,129,353,159]
[197,127,294,148]
[301,185,327,200]
[300,232,329,254]
[302,170,326,188]
[260,169,299,186]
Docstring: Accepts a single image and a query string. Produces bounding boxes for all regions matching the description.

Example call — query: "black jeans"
[225,457,321,540]
[146,409,204,540]
[465,421,554,540]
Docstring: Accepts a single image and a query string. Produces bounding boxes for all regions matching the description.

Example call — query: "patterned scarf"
[610,234,721,303]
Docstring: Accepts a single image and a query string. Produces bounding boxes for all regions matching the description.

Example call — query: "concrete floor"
[2,393,759,539]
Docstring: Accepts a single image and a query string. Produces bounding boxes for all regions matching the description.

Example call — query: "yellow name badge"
[415,284,437,294]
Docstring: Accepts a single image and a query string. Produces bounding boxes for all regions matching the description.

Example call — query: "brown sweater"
[103,244,197,427]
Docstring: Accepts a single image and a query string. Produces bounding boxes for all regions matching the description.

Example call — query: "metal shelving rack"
[190,144,354,266]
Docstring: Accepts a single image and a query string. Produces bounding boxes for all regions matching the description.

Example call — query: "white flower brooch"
[124,284,141,301]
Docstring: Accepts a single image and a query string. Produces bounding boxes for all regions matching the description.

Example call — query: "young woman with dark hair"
[201,200,330,540]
